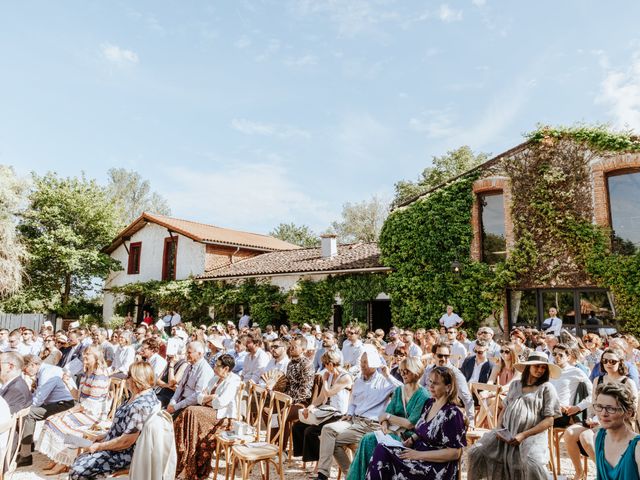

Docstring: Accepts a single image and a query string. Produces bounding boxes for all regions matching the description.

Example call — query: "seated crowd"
[0,305,639,480]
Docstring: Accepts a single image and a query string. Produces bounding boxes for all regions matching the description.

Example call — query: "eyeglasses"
[270,345,283,350]
[399,369,411,375]
[474,350,486,354]
[593,403,624,415]
[436,353,450,359]
[602,358,620,365]
[500,349,511,354]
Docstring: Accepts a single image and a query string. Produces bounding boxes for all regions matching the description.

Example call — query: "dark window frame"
[478,190,506,264]
[606,167,640,254]
[162,236,178,281]
[127,242,142,275]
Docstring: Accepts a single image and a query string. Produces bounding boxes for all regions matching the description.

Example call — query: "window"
[608,170,640,254]
[479,192,506,264]
[127,242,142,275]
[162,236,178,281]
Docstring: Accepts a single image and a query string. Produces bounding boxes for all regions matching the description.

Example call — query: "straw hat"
[206,335,224,351]
[514,351,562,379]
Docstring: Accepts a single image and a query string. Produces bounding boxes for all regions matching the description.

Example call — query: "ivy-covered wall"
[379,125,640,335]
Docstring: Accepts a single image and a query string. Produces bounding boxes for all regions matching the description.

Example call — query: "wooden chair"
[470,382,503,429]
[214,383,267,480]
[108,377,128,421]
[551,426,588,477]
[229,390,292,480]
[335,444,357,480]
[3,407,30,477]
[548,427,557,480]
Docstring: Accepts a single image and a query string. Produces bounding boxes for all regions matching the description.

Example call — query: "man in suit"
[167,341,214,417]
[0,352,31,414]
[460,339,493,384]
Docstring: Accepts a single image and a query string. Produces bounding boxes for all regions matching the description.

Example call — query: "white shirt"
[407,343,423,358]
[263,356,290,375]
[238,315,251,329]
[112,345,136,374]
[242,348,270,384]
[263,332,278,342]
[544,317,563,336]
[148,353,167,381]
[341,339,364,368]
[439,312,463,328]
[198,372,241,419]
[347,371,401,420]
[550,364,592,411]
[470,361,484,383]
[449,340,468,368]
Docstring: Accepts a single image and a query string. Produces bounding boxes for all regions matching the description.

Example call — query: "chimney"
[320,234,338,258]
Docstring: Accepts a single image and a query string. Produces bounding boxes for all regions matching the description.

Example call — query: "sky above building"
[2,1,640,235]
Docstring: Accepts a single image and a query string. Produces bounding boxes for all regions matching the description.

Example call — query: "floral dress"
[365,399,467,480]
[69,389,160,480]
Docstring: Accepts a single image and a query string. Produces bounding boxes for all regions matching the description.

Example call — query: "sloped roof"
[198,242,389,280]
[104,212,300,254]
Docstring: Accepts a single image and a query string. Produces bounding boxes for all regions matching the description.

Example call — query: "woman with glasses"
[582,333,603,370]
[364,366,465,480]
[563,347,637,480]
[390,345,408,382]
[37,345,111,475]
[348,356,429,480]
[582,382,640,480]
[40,336,62,365]
[173,354,240,480]
[467,351,562,480]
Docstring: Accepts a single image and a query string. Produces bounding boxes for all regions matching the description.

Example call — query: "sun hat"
[206,336,224,350]
[514,351,562,379]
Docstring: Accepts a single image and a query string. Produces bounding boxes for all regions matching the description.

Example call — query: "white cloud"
[596,51,640,131]
[231,119,311,139]
[234,36,252,49]
[284,54,318,67]
[472,0,486,6]
[101,43,139,65]
[409,108,456,138]
[163,163,331,233]
[438,4,463,23]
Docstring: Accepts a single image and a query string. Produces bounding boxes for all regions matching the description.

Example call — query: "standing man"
[439,305,463,329]
[238,312,251,330]
[167,341,214,416]
[543,307,563,336]
[17,356,74,467]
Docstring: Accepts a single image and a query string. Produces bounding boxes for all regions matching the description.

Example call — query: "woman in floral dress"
[68,361,160,480]
[365,366,467,480]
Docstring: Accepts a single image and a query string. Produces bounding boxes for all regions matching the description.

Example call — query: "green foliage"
[284,279,335,326]
[380,174,500,332]
[328,195,389,243]
[0,165,27,298]
[392,146,490,207]
[527,124,640,152]
[269,223,319,248]
[5,172,121,313]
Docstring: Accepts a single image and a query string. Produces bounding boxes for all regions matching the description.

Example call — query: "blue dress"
[595,428,640,480]
[69,389,160,480]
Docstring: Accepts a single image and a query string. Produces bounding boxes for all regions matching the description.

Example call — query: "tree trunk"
[62,273,71,308]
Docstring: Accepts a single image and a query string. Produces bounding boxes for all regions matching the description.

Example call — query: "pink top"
[498,367,515,386]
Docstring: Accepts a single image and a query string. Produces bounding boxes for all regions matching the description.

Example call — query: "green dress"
[346,386,430,480]
[595,428,640,480]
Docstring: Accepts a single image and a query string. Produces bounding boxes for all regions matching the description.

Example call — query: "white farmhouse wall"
[103,223,206,321]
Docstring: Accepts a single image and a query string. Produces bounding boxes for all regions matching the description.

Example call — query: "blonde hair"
[321,350,342,367]
[82,345,107,373]
[128,361,155,392]
[399,356,425,378]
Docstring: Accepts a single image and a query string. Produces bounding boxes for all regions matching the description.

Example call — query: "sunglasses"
[602,358,620,365]
[399,369,411,375]
[474,350,486,354]
[436,353,450,359]
[500,349,511,354]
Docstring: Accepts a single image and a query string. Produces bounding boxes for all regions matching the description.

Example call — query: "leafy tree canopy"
[392,146,490,207]
[328,195,389,243]
[106,168,171,227]
[6,172,122,312]
[0,165,27,298]
[269,222,319,248]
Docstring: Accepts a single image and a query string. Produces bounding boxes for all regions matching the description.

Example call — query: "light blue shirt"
[33,364,73,407]
[347,370,401,420]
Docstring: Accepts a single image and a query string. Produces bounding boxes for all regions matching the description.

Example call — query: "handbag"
[298,405,339,425]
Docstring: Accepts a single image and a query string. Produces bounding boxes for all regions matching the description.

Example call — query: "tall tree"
[393,146,490,207]
[0,166,27,298]
[106,168,171,226]
[269,223,319,247]
[329,195,389,243]
[13,172,121,311]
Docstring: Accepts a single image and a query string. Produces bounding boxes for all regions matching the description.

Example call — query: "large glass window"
[578,291,614,332]
[608,170,640,254]
[480,192,506,264]
[510,290,537,326]
[162,237,178,281]
[541,290,575,326]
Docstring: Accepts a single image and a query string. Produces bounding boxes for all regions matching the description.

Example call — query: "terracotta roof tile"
[198,242,389,279]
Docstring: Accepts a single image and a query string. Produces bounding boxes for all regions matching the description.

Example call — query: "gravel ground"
[8,448,597,480]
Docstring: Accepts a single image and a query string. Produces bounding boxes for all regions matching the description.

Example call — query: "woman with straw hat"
[467,351,562,480]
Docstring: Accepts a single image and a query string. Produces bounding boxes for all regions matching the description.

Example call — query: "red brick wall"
[470,177,513,262]
[591,153,640,228]
[205,245,260,271]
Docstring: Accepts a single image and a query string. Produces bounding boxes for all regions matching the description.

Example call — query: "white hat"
[43,320,54,329]
[362,344,383,368]
[207,336,224,350]
[514,351,562,379]
[69,321,80,329]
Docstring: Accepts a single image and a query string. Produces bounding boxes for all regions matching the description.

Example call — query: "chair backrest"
[235,381,246,421]
[265,391,292,448]
[470,382,502,428]
[4,407,30,475]
[248,383,268,441]
[108,377,127,420]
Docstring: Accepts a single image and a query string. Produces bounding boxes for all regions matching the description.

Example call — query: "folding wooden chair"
[4,407,30,477]
[470,382,503,429]
[552,426,588,477]
[229,390,292,480]
[108,377,128,421]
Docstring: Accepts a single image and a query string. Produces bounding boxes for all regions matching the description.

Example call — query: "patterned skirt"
[174,405,224,480]
[37,410,101,466]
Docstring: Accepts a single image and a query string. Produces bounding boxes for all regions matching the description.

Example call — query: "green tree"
[106,168,171,227]
[269,223,319,248]
[12,172,121,311]
[329,195,389,243]
[393,146,490,207]
[0,166,27,298]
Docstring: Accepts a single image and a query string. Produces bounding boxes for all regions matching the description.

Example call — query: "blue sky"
[2,1,640,235]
